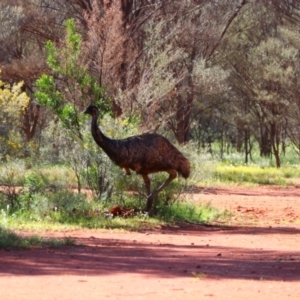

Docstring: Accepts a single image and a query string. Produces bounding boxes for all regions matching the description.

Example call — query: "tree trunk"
[260,124,271,157]
[244,128,249,164]
[21,104,40,142]
[174,94,192,144]
[270,123,281,168]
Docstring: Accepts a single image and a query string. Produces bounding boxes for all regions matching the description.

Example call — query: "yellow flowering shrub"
[0,72,30,157]
[99,114,139,139]
[0,77,30,119]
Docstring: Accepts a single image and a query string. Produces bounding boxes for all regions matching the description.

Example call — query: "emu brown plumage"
[84,105,190,212]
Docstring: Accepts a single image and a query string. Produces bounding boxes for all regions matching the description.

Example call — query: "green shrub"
[0,160,26,209]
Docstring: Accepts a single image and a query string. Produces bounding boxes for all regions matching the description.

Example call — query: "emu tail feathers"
[178,158,190,179]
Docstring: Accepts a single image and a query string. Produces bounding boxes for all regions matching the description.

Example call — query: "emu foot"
[123,167,131,175]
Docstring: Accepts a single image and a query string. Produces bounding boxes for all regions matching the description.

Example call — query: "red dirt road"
[1,186,300,300]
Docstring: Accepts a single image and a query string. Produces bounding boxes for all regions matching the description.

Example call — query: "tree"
[82,0,133,117]
[217,1,295,165]
[99,0,244,143]
[35,19,109,140]
[0,0,56,144]
[273,27,300,158]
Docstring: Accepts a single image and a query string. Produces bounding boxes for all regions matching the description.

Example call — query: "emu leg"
[142,174,151,196]
[145,170,177,212]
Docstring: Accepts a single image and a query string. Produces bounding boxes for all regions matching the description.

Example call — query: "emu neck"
[91,114,107,147]
[90,113,115,157]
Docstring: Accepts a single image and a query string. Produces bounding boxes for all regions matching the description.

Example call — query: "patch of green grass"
[48,211,162,231]
[0,161,76,189]
[1,198,228,232]
[37,165,77,187]
[156,200,229,224]
[1,208,162,232]
[213,164,300,185]
[0,226,74,249]
[3,214,161,232]
[0,155,229,231]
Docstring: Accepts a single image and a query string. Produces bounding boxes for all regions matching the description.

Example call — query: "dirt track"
[1,186,300,300]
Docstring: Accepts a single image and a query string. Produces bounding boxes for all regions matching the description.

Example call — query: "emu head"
[83,104,99,116]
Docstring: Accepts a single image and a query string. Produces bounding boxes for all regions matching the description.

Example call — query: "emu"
[84,105,190,212]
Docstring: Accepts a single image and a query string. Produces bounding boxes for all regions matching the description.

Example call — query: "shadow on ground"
[162,223,300,235]
[1,225,300,281]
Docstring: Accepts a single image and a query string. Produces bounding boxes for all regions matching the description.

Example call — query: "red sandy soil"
[1,185,300,300]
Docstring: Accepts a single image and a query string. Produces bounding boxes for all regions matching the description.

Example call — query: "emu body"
[84,105,190,211]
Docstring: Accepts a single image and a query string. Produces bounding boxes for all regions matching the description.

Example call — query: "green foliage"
[35,19,109,140]
[0,161,81,216]
[0,160,26,209]
[18,176,90,221]
[35,74,62,110]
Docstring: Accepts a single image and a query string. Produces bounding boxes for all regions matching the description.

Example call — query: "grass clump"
[0,226,74,249]
[155,200,229,224]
